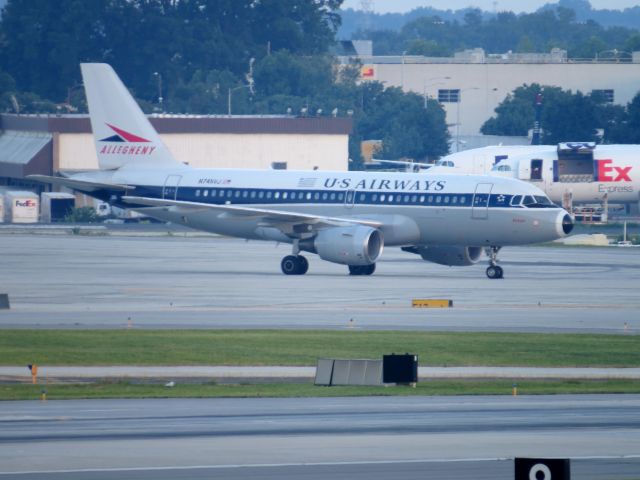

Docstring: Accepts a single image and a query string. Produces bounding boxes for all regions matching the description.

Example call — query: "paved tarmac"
[0,234,639,333]
[0,395,639,479]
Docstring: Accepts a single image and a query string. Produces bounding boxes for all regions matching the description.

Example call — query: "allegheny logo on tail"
[99,123,156,155]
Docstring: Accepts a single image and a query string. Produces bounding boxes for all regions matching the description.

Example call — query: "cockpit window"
[510,195,522,206]
[534,195,553,205]
[435,160,455,167]
[522,195,557,208]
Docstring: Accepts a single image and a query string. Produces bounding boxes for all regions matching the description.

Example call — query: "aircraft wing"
[122,195,383,229]
[27,175,132,192]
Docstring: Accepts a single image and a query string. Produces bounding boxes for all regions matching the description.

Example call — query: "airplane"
[429,143,640,208]
[28,63,574,279]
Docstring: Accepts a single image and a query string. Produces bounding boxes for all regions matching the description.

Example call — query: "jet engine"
[402,245,483,266]
[303,226,383,266]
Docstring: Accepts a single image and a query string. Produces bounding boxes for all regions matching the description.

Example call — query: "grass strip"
[2,379,640,401]
[1,329,638,367]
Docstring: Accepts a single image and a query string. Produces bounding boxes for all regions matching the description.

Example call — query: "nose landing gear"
[485,246,504,279]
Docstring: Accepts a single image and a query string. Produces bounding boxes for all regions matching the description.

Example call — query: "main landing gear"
[485,246,504,279]
[281,255,309,275]
[348,264,376,276]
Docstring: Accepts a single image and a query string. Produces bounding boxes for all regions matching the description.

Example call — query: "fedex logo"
[15,200,36,207]
[597,159,632,182]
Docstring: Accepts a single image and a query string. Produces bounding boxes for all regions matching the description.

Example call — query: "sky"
[341,0,640,13]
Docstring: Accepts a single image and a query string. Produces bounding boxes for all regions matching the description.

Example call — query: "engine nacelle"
[407,245,483,266]
[307,226,383,266]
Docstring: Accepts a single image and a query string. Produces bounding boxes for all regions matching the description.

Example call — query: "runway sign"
[411,299,452,308]
[515,458,570,480]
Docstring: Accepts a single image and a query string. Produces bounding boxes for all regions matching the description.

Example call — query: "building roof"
[0,130,52,179]
[0,114,353,135]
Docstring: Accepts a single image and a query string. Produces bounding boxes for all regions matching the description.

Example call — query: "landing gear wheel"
[281,255,308,275]
[486,265,503,279]
[348,263,376,276]
[485,246,504,279]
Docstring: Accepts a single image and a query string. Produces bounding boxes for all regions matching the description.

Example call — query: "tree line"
[355,6,640,59]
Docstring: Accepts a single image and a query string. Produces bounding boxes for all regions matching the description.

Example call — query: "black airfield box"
[383,354,418,384]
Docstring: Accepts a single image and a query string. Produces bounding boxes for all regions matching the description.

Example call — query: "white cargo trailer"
[5,191,39,223]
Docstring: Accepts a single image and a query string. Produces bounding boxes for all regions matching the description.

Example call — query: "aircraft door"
[163,175,182,200]
[530,159,543,181]
[344,189,356,209]
[471,182,493,220]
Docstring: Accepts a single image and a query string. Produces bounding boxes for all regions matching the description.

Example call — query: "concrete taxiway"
[0,395,639,479]
[0,234,639,333]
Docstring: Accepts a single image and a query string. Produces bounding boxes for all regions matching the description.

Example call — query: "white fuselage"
[431,145,640,205]
[76,166,570,248]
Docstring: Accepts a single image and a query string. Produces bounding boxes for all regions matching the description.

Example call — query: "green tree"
[482,84,608,144]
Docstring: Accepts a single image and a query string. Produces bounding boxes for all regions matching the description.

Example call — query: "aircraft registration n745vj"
[29,63,574,279]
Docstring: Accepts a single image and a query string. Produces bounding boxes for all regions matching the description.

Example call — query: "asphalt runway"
[1,234,639,333]
[1,395,639,479]
[0,235,640,334]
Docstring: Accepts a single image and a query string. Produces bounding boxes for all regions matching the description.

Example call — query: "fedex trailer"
[5,191,39,223]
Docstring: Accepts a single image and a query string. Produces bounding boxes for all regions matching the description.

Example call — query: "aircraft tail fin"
[80,63,181,170]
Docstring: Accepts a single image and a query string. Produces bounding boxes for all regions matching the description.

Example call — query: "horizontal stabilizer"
[27,175,132,193]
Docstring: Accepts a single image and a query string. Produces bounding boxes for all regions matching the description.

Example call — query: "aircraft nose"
[561,213,574,235]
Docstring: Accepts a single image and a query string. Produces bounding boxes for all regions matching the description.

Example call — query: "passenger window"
[428,195,434,203]
[211,190,217,197]
[388,195,394,202]
[258,191,264,199]
[338,193,344,201]
[436,196,442,203]
[452,196,458,204]
[234,191,241,198]
[403,195,409,202]
[203,190,209,197]
[330,192,336,200]
[242,191,248,198]
[411,195,417,203]
[250,191,256,198]
[322,192,328,200]
[444,196,450,203]
[266,191,272,199]
[359,193,366,201]
[372,194,378,202]
[380,194,386,202]
[195,190,201,197]
[274,192,280,199]
[419,195,425,203]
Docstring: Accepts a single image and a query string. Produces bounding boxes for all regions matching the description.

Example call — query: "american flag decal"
[297,178,317,188]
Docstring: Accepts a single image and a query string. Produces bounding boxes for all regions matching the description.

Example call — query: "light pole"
[456,87,480,152]
[423,76,451,109]
[401,50,407,89]
[227,84,251,116]
[153,72,163,112]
